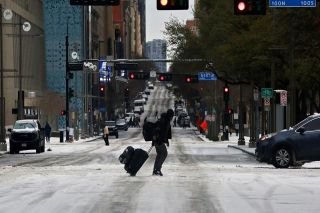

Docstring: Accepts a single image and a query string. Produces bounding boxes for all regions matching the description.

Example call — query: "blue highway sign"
[269,0,316,7]
[198,72,217,81]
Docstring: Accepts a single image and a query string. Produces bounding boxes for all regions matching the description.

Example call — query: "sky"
[145,0,195,42]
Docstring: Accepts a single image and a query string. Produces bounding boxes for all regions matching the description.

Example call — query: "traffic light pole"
[65,20,70,142]
[238,83,245,145]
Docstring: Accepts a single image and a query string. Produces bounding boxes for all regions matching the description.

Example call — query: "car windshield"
[291,116,317,130]
[105,121,116,126]
[13,122,36,130]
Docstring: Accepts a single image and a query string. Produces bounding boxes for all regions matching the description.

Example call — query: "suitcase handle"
[147,145,153,154]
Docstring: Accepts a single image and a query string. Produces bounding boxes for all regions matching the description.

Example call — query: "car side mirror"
[297,127,305,134]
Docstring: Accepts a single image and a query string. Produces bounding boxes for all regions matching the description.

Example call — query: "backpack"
[142,117,160,141]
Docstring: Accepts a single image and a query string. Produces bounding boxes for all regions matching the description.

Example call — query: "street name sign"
[261,88,273,98]
[198,72,217,81]
[269,0,316,7]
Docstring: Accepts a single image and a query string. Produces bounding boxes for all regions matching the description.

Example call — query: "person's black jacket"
[153,113,172,146]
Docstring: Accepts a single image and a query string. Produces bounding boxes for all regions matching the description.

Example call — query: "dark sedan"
[255,113,320,168]
[105,121,119,138]
[116,119,128,131]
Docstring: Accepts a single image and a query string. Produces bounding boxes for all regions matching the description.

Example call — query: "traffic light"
[223,85,230,102]
[99,84,105,97]
[157,0,189,10]
[60,110,66,116]
[69,88,74,99]
[234,0,266,15]
[70,0,120,5]
[158,73,173,81]
[227,107,233,114]
[128,72,150,80]
[184,75,198,83]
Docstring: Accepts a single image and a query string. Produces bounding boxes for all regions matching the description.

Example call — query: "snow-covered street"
[1,85,320,213]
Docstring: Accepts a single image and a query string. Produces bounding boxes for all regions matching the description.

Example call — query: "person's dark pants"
[104,135,109,145]
[153,143,167,172]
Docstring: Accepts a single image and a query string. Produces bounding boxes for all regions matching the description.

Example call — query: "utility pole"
[0,4,5,143]
[238,83,245,145]
[65,18,70,142]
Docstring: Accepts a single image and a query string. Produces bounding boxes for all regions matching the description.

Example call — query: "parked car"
[8,119,45,154]
[255,113,320,168]
[125,112,135,123]
[144,89,150,95]
[116,119,128,131]
[148,83,154,90]
[104,121,119,138]
[177,112,191,128]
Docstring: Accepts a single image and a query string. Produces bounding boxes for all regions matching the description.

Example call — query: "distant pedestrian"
[103,126,109,146]
[173,117,177,127]
[44,122,51,143]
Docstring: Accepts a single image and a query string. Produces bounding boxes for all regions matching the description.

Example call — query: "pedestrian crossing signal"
[157,0,189,10]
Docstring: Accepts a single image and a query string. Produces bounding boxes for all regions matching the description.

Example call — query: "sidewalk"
[197,133,256,157]
[0,135,102,155]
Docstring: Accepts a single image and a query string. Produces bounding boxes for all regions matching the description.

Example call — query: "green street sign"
[261,88,273,98]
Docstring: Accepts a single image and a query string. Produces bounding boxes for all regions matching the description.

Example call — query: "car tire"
[10,147,15,154]
[36,145,41,154]
[272,147,291,168]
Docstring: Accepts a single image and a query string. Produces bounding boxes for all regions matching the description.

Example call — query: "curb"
[228,145,256,157]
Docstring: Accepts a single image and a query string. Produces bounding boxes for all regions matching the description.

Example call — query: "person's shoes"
[152,170,163,176]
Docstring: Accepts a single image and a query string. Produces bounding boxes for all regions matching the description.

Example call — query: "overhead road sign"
[70,0,120,5]
[198,72,217,81]
[269,0,316,7]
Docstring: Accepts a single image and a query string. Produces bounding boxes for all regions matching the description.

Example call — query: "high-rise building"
[0,0,45,127]
[145,39,167,73]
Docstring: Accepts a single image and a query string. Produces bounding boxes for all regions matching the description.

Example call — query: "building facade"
[145,39,167,73]
[0,0,45,129]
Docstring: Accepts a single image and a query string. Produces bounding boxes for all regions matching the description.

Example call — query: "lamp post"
[0,4,5,143]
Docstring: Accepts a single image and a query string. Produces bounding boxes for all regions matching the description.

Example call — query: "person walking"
[173,117,177,127]
[103,125,109,146]
[44,122,51,143]
[152,109,174,176]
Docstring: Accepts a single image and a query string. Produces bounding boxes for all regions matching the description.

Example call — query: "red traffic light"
[234,0,266,15]
[158,73,172,81]
[129,72,135,80]
[224,86,229,93]
[184,75,198,83]
[128,72,150,80]
[237,1,246,11]
[60,110,66,116]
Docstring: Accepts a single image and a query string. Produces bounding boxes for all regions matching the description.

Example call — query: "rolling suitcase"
[119,146,135,164]
[124,146,153,176]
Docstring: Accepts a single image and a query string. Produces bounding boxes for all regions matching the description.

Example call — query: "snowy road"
[1,127,320,213]
[1,85,320,213]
